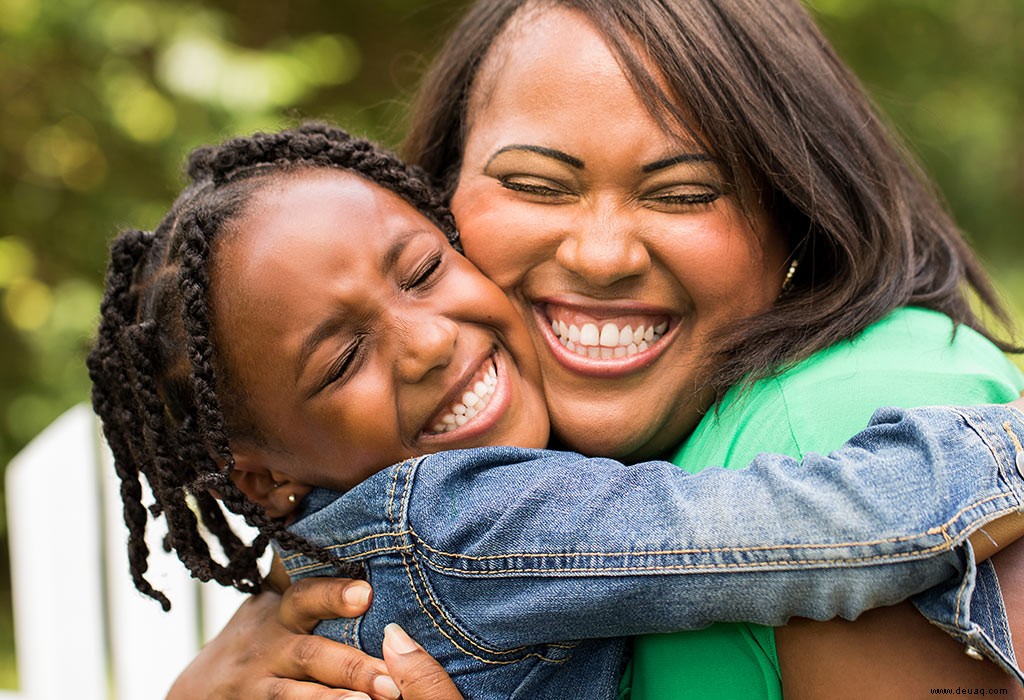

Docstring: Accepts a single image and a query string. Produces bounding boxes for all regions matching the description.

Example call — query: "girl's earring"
[287,493,297,504]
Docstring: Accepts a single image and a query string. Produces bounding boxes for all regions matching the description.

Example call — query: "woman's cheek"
[456,204,524,290]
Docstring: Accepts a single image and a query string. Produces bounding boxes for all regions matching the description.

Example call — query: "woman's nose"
[394,312,458,383]
[554,207,651,287]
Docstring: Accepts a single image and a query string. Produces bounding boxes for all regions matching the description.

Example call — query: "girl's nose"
[394,313,458,383]
[554,207,651,287]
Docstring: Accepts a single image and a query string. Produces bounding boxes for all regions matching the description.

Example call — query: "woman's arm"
[778,401,1024,696]
[777,537,1024,698]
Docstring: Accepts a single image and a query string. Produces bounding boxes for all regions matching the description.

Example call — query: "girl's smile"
[210,168,548,491]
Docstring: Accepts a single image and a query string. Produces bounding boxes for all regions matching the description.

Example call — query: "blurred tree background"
[0,0,1021,687]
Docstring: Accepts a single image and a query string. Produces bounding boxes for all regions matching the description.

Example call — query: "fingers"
[382,624,464,700]
[276,635,397,700]
[173,587,397,700]
[279,577,373,633]
[256,678,376,700]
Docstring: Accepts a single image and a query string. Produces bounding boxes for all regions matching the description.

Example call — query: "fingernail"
[342,581,371,607]
[372,674,401,700]
[383,622,419,654]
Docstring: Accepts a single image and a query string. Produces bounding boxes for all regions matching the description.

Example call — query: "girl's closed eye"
[403,250,445,290]
[315,339,364,395]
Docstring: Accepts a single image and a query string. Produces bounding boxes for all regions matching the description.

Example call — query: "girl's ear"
[229,449,312,519]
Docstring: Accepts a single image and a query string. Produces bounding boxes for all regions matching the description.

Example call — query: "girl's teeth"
[429,361,498,434]
[549,319,669,359]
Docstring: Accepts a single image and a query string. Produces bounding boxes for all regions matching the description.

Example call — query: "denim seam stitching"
[279,532,410,563]
[403,548,569,665]
[390,469,569,666]
[409,491,1011,563]
[960,407,1024,506]
[285,492,1019,576]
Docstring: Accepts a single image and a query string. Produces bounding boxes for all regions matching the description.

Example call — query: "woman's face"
[211,169,548,491]
[451,7,789,460]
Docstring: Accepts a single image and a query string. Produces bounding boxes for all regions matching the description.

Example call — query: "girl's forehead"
[213,169,446,303]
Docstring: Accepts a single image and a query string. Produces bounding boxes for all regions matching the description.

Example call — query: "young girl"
[87,123,1024,699]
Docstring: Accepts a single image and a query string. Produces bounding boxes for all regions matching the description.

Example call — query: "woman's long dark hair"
[403,0,1018,397]
[87,122,458,608]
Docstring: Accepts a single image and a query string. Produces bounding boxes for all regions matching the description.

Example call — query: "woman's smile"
[536,299,676,375]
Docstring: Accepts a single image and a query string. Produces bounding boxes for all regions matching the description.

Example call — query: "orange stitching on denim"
[423,507,1023,577]
[386,458,405,523]
[410,545,577,655]
[399,543,566,666]
[958,408,1009,473]
[953,553,973,625]
[408,503,1018,578]
[279,531,409,563]
[407,493,1009,566]
[1002,421,1023,455]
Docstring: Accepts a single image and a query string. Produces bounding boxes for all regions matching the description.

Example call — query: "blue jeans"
[280,405,1024,700]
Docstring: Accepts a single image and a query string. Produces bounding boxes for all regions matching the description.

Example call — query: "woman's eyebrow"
[485,144,584,169]
[643,153,716,173]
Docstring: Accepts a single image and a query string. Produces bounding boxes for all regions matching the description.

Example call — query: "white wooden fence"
[2,405,249,699]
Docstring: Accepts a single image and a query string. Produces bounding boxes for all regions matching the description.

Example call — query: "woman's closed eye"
[498,175,574,200]
[641,184,722,211]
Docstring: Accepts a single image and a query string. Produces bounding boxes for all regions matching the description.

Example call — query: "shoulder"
[771,307,1022,412]
[776,307,1018,392]
[683,308,1023,465]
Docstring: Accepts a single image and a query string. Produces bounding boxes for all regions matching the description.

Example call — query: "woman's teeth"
[430,362,498,433]
[550,320,668,360]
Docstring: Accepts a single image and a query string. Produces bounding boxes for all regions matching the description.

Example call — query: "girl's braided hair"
[87,122,459,609]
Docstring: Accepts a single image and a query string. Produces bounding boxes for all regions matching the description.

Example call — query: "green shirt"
[624,307,1024,699]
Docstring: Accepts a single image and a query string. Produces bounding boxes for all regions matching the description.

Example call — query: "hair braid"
[89,122,441,606]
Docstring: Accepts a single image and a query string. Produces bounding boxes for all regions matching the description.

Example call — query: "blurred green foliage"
[0,0,1021,683]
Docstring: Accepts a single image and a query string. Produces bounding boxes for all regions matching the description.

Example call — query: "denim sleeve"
[408,405,1023,674]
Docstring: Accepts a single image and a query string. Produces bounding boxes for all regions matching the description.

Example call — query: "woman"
[169,0,1024,697]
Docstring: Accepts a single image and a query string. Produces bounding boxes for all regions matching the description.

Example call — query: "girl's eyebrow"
[298,314,347,381]
[642,153,716,173]
[485,144,584,170]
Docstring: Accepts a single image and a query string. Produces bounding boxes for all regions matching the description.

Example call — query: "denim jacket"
[279,405,1024,699]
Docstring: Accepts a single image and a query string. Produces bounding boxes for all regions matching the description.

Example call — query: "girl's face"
[451,7,789,460]
[211,169,548,491]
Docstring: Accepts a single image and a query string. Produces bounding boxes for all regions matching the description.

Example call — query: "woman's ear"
[229,449,312,519]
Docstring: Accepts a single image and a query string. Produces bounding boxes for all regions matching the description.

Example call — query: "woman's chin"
[548,397,705,461]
